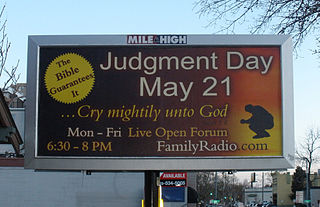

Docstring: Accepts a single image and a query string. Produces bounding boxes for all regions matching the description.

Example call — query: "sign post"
[144,171,159,207]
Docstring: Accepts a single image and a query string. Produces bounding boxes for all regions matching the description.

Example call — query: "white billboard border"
[24,34,294,171]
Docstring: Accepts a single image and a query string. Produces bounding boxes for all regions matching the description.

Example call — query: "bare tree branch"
[296,127,320,174]
[0,4,20,97]
[195,0,320,48]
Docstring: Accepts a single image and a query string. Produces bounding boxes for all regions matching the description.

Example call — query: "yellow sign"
[44,53,95,104]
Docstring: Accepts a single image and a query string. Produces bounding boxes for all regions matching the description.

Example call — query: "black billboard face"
[37,45,283,158]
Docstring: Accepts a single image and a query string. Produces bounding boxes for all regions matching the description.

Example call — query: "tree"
[290,166,306,202]
[296,127,320,177]
[195,0,320,48]
[197,172,248,204]
[197,172,215,203]
[0,4,20,92]
[295,127,320,207]
[0,4,21,108]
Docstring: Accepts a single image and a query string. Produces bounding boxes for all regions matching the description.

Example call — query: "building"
[272,172,293,207]
[244,187,273,205]
[310,187,320,207]
[2,83,26,108]
[0,89,23,156]
[0,168,145,207]
[272,171,320,207]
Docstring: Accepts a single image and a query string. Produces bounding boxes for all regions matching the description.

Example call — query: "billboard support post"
[144,171,159,207]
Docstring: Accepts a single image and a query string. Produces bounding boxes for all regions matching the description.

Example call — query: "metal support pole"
[262,172,264,202]
[306,159,310,207]
[144,171,159,207]
[214,172,218,200]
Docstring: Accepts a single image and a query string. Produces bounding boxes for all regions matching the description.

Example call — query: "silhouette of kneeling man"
[240,104,274,138]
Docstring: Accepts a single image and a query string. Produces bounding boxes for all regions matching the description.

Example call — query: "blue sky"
[5,0,207,82]
[4,0,320,171]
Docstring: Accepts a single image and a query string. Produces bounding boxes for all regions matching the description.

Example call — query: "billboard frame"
[25,34,294,171]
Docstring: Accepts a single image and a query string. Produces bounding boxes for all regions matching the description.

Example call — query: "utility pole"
[303,157,310,207]
[214,172,218,200]
[305,158,310,207]
[262,172,264,203]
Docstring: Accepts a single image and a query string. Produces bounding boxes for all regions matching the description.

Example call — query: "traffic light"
[210,192,213,196]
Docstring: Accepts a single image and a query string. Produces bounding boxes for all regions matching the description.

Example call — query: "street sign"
[160,172,187,187]
[210,200,220,204]
[296,191,303,203]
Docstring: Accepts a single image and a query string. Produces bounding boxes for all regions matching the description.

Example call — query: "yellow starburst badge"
[44,53,95,104]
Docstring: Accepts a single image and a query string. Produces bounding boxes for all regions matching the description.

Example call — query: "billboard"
[25,35,294,170]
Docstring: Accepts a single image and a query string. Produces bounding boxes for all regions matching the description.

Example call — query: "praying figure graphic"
[240,104,274,138]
